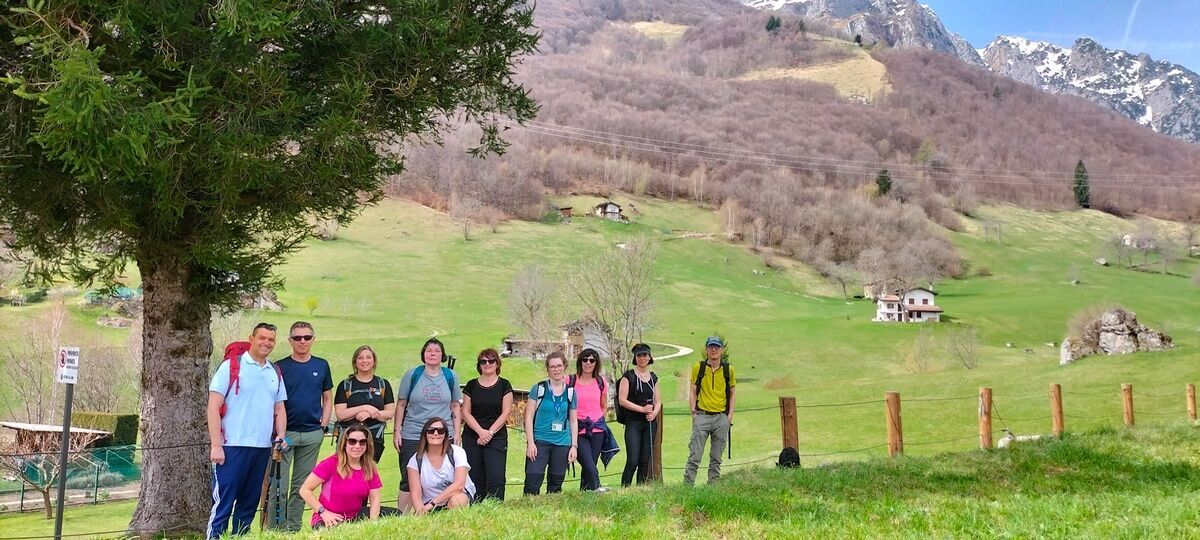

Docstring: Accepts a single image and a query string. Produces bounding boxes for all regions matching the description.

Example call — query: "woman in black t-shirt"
[617,343,661,486]
[461,348,513,501]
[334,345,396,462]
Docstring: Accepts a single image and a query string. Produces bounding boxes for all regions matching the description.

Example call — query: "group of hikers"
[205,321,736,538]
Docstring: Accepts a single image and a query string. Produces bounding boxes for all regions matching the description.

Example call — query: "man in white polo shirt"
[206,322,289,538]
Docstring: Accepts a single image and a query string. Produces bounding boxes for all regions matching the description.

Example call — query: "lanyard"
[545,383,566,417]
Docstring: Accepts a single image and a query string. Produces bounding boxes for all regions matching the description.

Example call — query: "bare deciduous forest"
[389,0,1200,281]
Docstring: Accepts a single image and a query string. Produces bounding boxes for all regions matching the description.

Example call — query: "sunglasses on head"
[290,335,314,342]
[425,427,447,435]
[478,358,498,365]
[346,437,368,447]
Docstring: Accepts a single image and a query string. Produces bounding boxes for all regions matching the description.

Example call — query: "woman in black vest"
[617,343,660,486]
[333,345,396,462]
[461,348,513,501]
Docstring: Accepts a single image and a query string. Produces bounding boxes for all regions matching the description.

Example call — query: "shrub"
[73,412,139,447]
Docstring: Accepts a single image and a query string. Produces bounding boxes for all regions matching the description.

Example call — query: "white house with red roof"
[873,287,943,323]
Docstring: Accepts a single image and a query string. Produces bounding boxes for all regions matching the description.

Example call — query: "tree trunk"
[42,488,52,519]
[129,257,214,537]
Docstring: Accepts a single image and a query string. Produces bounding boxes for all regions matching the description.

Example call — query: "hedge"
[73,412,138,447]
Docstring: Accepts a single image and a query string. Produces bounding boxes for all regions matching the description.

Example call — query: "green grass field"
[247,424,1198,539]
[2,195,1198,536]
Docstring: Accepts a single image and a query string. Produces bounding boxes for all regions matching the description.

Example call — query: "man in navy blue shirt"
[268,321,333,531]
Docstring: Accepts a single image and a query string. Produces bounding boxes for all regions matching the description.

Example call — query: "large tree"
[0,1,536,535]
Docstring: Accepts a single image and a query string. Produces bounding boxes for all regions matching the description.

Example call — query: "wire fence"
[0,444,141,514]
[1,381,1195,539]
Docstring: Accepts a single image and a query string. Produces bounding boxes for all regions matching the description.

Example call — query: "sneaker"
[595,487,608,493]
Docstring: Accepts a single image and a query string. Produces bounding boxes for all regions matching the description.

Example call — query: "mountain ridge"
[742,0,1200,143]
[982,35,1200,143]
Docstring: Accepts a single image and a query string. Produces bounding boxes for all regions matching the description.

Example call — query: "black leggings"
[622,420,652,486]
[462,436,508,501]
[576,430,606,490]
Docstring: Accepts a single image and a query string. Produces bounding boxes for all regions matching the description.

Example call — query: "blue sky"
[921,0,1200,72]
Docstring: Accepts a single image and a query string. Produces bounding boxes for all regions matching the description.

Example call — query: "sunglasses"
[290,335,314,342]
[425,427,447,435]
[581,357,597,363]
[478,358,498,365]
[346,438,368,447]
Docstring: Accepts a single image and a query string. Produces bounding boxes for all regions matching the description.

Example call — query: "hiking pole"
[259,443,283,529]
[270,445,284,528]
[644,397,656,482]
[727,417,732,460]
[258,448,273,529]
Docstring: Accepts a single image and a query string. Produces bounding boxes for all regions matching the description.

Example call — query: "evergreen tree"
[876,169,893,196]
[854,34,863,46]
[0,2,536,534]
[1073,159,1091,209]
[765,16,781,33]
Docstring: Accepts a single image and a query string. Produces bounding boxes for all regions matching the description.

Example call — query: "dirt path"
[645,341,693,360]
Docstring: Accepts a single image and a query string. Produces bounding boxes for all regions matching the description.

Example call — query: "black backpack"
[694,361,732,414]
[777,447,801,469]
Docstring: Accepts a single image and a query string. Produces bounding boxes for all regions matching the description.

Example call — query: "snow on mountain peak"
[984,35,1200,142]
[744,0,810,10]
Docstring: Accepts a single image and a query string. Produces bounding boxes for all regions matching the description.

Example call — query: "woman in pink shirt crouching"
[299,424,383,528]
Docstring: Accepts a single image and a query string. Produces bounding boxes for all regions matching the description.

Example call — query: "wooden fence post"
[1050,383,1064,438]
[885,391,903,457]
[979,387,993,449]
[779,396,799,450]
[1122,383,1135,427]
[1187,383,1196,423]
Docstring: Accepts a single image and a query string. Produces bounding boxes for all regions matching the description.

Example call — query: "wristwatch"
[316,505,325,515]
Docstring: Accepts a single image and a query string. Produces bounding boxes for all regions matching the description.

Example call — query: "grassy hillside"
[629,21,689,45]
[2,196,1198,535]
[738,36,890,102]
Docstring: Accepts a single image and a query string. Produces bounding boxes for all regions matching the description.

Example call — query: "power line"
[507,119,1200,187]
[519,119,1200,181]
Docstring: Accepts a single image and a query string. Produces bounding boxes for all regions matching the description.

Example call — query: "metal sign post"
[53,346,80,540]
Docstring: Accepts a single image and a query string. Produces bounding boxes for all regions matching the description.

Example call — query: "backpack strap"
[441,366,455,396]
[417,447,457,474]
[224,358,240,401]
[531,380,549,429]
[405,367,422,404]
[693,361,705,403]
[722,362,732,415]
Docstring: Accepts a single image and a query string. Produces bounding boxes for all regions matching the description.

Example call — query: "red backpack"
[217,341,282,443]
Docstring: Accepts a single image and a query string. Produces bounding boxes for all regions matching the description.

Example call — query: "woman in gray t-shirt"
[393,338,462,510]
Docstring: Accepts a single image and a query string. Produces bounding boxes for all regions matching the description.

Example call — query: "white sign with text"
[55,346,80,384]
